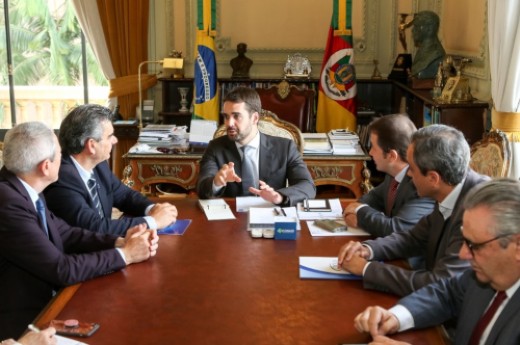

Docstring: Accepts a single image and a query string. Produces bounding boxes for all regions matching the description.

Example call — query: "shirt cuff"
[115,248,127,264]
[361,261,371,276]
[144,204,155,215]
[389,304,415,332]
[212,182,225,194]
[362,243,374,260]
[144,216,157,229]
[355,204,368,213]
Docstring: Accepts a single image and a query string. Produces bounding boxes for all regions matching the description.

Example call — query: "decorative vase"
[178,87,189,112]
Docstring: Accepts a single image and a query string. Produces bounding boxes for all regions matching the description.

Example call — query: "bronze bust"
[410,11,445,79]
[230,43,253,79]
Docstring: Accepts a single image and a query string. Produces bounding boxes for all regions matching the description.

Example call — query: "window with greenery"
[0,0,108,131]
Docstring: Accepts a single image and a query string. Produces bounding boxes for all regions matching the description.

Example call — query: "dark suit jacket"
[0,167,126,340]
[197,133,316,206]
[362,169,489,296]
[44,156,153,236]
[399,270,520,345]
[357,173,435,237]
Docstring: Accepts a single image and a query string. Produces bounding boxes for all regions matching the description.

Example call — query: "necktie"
[468,291,507,345]
[241,145,256,195]
[386,178,399,215]
[35,198,49,237]
[88,174,104,218]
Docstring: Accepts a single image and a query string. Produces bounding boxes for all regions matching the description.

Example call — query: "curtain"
[488,0,520,178]
[71,0,116,109]
[72,0,151,119]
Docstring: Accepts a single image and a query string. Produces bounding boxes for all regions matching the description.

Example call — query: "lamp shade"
[163,58,183,69]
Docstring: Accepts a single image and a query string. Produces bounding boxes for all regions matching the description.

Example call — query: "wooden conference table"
[34,198,447,345]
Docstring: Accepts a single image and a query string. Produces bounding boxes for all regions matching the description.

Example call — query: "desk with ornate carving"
[122,151,372,198]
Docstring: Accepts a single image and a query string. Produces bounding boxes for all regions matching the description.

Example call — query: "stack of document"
[302,133,332,154]
[327,129,361,155]
[138,124,189,148]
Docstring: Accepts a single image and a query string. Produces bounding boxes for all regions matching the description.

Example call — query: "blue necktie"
[36,198,49,237]
[87,174,104,218]
[241,145,256,195]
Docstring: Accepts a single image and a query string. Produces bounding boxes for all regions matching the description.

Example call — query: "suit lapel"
[486,286,520,344]
[457,283,496,345]
[258,133,270,181]
[425,204,443,268]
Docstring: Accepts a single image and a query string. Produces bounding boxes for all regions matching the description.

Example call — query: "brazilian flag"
[193,0,219,122]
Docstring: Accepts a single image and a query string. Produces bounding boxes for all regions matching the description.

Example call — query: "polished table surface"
[35,198,446,345]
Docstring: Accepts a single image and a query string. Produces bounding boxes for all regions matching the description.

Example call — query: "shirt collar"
[236,130,260,151]
[505,277,520,299]
[438,176,466,219]
[17,177,40,208]
[394,165,409,183]
[70,155,93,185]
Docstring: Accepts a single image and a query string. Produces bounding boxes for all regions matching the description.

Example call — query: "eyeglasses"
[462,233,512,256]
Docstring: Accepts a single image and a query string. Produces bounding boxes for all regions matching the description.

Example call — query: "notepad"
[198,199,236,220]
[299,257,361,280]
[158,219,191,235]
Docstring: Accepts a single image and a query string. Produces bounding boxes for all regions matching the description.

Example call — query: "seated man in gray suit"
[338,124,489,296]
[197,87,316,206]
[354,179,520,345]
[343,114,435,237]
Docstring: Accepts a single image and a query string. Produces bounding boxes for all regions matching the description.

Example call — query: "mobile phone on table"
[49,319,100,337]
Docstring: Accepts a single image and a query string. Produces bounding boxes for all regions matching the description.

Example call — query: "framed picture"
[388,53,412,84]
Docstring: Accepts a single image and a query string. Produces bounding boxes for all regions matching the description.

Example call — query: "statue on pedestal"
[230,43,253,79]
[410,11,445,79]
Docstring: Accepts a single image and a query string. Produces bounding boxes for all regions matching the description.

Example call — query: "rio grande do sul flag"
[316,0,357,133]
[193,0,219,122]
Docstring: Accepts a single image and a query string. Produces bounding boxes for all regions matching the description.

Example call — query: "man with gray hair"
[44,104,177,235]
[338,124,489,296]
[354,178,520,345]
[0,122,159,340]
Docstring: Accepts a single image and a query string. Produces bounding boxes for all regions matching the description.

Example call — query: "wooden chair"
[213,109,304,153]
[469,129,511,178]
[256,80,315,132]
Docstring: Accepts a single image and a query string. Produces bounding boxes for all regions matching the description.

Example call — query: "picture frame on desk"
[388,53,412,85]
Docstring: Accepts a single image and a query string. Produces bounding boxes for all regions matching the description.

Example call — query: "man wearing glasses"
[338,125,489,297]
[353,178,520,345]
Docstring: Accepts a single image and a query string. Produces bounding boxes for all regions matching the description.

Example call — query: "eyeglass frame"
[461,229,513,256]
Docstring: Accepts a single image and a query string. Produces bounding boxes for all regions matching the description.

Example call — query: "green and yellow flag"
[316,0,357,132]
[193,0,219,122]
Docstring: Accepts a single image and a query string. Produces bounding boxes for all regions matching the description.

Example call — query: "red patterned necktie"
[386,178,399,215]
[468,290,507,345]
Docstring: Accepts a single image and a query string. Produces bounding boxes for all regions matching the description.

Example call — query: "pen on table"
[27,324,40,333]
[274,207,281,216]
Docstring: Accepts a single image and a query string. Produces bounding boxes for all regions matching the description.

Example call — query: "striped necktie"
[35,197,49,237]
[87,174,104,218]
[241,145,256,195]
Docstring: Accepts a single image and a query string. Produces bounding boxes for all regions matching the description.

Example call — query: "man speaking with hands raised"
[197,87,315,206]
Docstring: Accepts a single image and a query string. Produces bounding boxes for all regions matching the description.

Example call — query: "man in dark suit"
[197,87,315,206]
[343,114,435,238]
[44,104,177,235]
[354,179,520,345]
[0,122,158,340]
[338,125,489,296]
